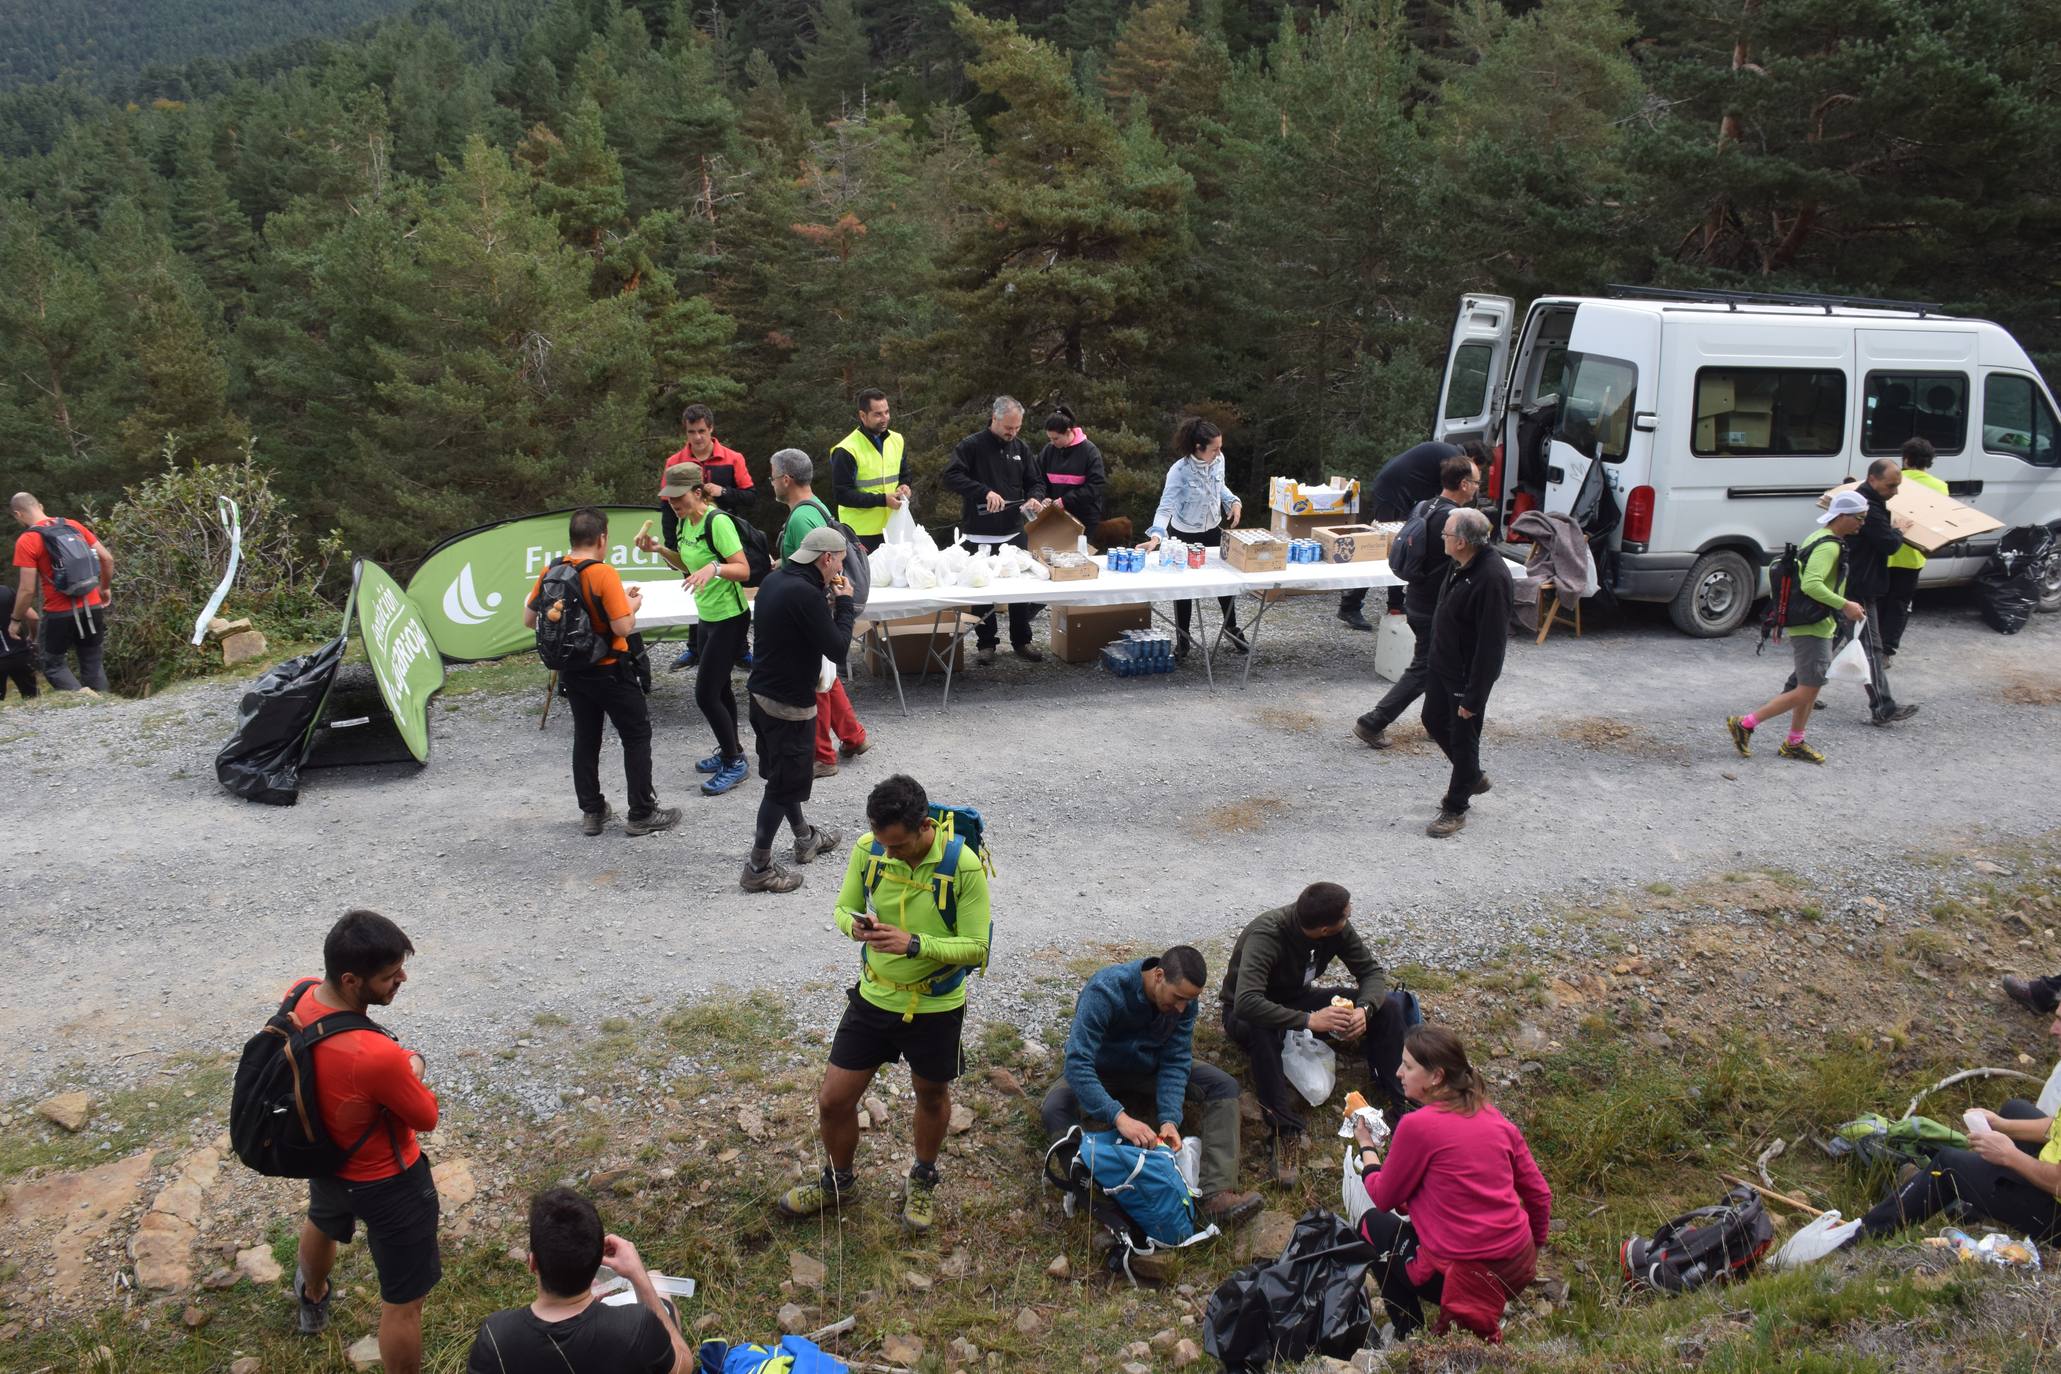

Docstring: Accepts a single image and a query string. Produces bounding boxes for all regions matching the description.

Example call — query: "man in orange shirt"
[526,508,681,837]
[10,491,114,692]
[290,909,441,1374]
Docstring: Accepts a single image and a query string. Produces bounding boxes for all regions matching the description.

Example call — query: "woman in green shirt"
[639,463,754,795]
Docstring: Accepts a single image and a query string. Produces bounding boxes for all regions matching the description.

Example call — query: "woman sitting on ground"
[1137,416,1249,660]
[1848,1012,2061,1246]
[1353,1025,1551,1344]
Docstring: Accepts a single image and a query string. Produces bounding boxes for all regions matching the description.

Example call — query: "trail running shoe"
[1778,739,1825,765]
[580,805,614,837]
[701,758,749,796]
[899,1173,937,1233]
[1726,716,1753,758]
[777,1169,850,1218]
[294,1266,333,1336]
[624,805,681,836]
[694,751,725,774]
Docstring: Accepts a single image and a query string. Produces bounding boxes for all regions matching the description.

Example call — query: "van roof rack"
[1606,283,1944,318]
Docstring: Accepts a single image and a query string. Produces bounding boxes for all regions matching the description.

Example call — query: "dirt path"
[5,589,2058,1109]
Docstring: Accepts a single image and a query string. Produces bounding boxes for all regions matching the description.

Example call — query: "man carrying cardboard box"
[1880,438,1949,661]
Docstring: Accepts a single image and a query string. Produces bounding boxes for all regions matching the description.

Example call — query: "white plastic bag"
[817,656,838,693]
[1771,1210,1863,1268]
[1175,1136,1202,1193]
[883,502,921,547]
[2038,1053,2061,1116]
[1341,1146,1376,1227]
[1281,1030,1336,1107]
[1827,620,1870,683]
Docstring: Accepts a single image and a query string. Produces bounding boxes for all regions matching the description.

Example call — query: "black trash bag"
[1977,526,2053,635]
[214,634,346,805]
[1203,1209,1379,1374]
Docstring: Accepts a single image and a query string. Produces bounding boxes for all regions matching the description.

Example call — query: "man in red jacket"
[660,405,756,671]
[289,910,442,1374]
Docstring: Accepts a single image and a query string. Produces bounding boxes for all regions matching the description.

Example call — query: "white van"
[1432,287,2061,635]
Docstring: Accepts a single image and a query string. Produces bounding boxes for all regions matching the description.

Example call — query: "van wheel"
[2036,539,2061,614]
[1668,550,1756,637]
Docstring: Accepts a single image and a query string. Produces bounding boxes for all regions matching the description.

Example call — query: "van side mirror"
[1633,412,1658,433]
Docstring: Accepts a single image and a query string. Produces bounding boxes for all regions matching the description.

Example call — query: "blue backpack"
[698,1335,846,1374]
[859,804,994,1009]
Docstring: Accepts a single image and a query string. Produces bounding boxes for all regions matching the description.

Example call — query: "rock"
[948,1335,981,1364]
[904,1270,932,1291]
[234,1244,283,1285]
[131,1146,224,1291]
[1150,1328,1178,1353]
[585,1167,631,1195]
[1045,1254,1070,1280]
[1514,1022,1549,1053]
[220,630,270,666]
[947,1104,975,1134]
[35,1092,92,1132]
[1014,1306,1043,1336]
[4,1151,152,1296]
[346,1333,382,1367]
[882,1333,925,1364]
[1309,1360,1357,1374]
[856,1110,873,1130]
[229,1359,262,1374]
[201,1268,238,1290]
[207,616,253,640]
[985,1066,1024,1096]
[1122,1365,1150,1374]
[777,1303,810,1335]
[939,1247,973,1279]
[1172,1338,1203,1368]
[790,1251,827,1289]
[861,1095,891,1126]
[1241,1209,1296,1262]
[696,1314,723,1331]
[181,1305,210,1329]
[1121,1341,1151,1359]
[739,1107,766,1140]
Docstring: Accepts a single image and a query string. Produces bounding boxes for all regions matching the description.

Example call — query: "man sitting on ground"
[1222,881,1410,1185]
[466,1187,689,1373]
[1040,946,1263,1224]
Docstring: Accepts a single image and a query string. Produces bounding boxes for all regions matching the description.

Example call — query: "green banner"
[404,506,679,662]
[353,559,445,763]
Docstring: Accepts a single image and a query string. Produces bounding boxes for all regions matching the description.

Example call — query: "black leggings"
[753,792,806,850]
[695,613,748,761]
[1169,526,1239,639]
[1859,1099,2061,1242]
[1358,1210,1439,1338]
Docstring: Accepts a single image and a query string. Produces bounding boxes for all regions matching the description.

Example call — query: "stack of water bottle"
[1100,627,1177,677]
[1287,538,1325,564]
[1107,547,1145,572]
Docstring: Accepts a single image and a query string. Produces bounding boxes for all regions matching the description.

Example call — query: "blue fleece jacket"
[1063,958,1195,1128]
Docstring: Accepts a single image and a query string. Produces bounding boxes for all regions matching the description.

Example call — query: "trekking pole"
[1718,1173,1823,1218]
[540,670,557,729]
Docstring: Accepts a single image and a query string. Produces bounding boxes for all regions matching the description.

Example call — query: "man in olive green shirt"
[778,774,988,1233]
[771,448,869,775]
[1727,492,1867,764]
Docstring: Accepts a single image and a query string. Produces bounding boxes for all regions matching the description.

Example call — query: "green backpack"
[1826,1113,1968,1167]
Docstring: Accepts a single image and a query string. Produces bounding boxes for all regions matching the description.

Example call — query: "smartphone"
[855,914,878,932]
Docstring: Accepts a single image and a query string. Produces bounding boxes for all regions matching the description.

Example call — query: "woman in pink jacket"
[1352,1025,1552,1343]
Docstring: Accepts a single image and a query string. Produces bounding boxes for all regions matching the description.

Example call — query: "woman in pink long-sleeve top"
[1352,1025,1552,1343]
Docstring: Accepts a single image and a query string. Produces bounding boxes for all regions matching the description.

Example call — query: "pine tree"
[516,98,629,252]
[799,0,875,121]
[167,117,257,315]
[1101,0,1230,147]
[0,200,119,505]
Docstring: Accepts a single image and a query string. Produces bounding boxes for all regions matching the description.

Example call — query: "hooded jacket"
[1062,958,1197,1129]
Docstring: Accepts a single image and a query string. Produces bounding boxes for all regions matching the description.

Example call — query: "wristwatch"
[906,933,923,959]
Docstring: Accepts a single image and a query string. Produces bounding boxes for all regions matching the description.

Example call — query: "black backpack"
[695,511,773,588]
[1620,1187,1774,1294]
[796,497,871,610]
[1758,536,1845,650]
[1387,497,1450,583]
[229,979,397,1178]
[35,520,102,600]
[531,558,610,671]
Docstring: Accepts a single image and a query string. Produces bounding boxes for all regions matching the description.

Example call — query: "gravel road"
[5,585,2057,1113]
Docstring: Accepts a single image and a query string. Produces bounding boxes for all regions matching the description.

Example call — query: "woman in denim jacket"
[1140,417,1248,658]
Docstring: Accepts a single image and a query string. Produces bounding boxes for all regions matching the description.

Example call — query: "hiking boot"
[1354,718,1391,750]
[1426,809,1467,838]
[975,643,998,665]
[1871,703,1919,725]
[1471,773,1492,796]
[623,805,680,836]
[1012,644,1045,663]
[813,760,839,779]
[294,1266,333,1336]
[1778,739,1826,765]
[1201,1189,1265,1225]
[899,1172,937,1233]
[1174,632,1193,661]
[740,858,804,893]
[1338,608,1374,632]
[1223,624,1250,655]
[839,735,870,760]
[793,824,841,866]
[694,751,726,774]
[670,646,696,671]
[580,805,614,837]
[777,1169,853,1219]
[1726,716,1754,758]
[2003,976,2060,1016]
[1267,1132,1303,1188]
[701,757,749,796]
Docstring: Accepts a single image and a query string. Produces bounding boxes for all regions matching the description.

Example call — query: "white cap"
[1819,490,1868,525]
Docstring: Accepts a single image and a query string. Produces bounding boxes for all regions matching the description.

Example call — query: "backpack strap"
[290,1000,401,1164]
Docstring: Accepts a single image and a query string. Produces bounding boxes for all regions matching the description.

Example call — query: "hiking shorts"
[1790,633,1834,689]
[828,986,965,1084]
[307,1154,442,1304]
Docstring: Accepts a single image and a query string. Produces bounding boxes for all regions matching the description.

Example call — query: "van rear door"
[1433,295,1515,448]
[1540,305,1659,527]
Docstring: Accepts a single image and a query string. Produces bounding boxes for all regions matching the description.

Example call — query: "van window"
[1862,372,1968,454]
[1552,353,1636,463]
[1984,373,2059,467]
[1692,368,1845,457]
[1444,343,1493,420]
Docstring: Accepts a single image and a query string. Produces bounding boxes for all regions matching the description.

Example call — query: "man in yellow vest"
[831,388,911,552]
[1880,436,1948,660]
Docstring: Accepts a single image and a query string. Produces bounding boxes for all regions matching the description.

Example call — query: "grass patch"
[439,656,552,701]
[2000,671,2061,706]
[0,1057,229,1181]
[531,1011,570,1028]
[1190,794,1292,837]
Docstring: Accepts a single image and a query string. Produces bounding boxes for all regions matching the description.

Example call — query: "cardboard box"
[1311,523,1394,564]
[1050,602,1150,664]
[1819,480,2005,554]
[1221,527,1288,572]
[1024,504,1087,560]
[1270,510,1337,540]
[863,613,978,677]
[1722,411,1773,450]
[1269,476,1361,517]
[1039,549,1100,582]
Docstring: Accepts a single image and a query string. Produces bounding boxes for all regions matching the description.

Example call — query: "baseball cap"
[1818,490,1868,525]
[659,462,704,498]
[788,526,847,563]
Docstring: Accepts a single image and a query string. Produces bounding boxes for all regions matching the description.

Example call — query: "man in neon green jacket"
[1726,491,1867,764]
[1881,437,1949,659]
[779,773,990,1234]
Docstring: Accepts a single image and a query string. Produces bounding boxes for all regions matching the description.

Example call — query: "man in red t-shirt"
[659,404,755,670]
[10,491,114,692]
[289,909,442,1374]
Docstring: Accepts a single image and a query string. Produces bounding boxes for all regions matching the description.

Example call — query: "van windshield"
[1552,353,1637,463]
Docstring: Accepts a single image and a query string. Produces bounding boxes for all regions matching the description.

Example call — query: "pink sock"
[1740,713,1758,730]
[1787,731,1806,745]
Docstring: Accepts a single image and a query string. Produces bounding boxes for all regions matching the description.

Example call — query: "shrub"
[91,438,344,694]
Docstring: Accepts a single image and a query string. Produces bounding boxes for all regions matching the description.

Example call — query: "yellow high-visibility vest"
[835,427,904,537]
[1887,468,1949,570]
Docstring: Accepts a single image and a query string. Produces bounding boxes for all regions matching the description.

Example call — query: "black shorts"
[828,987,965,1084]
[307,1154,442,1305]
[750,700,816,805]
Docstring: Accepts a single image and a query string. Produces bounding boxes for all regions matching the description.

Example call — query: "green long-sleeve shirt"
[835,828,991,1016]
[1790,529,1849,639]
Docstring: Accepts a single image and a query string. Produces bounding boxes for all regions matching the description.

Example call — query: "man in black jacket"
[941,397,1047,663]
[740,527,857,894]
[1355,451,1481,749]
[1340,439,1469,628]
[1833,459,1918,726]
[1423,507,1512,838]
